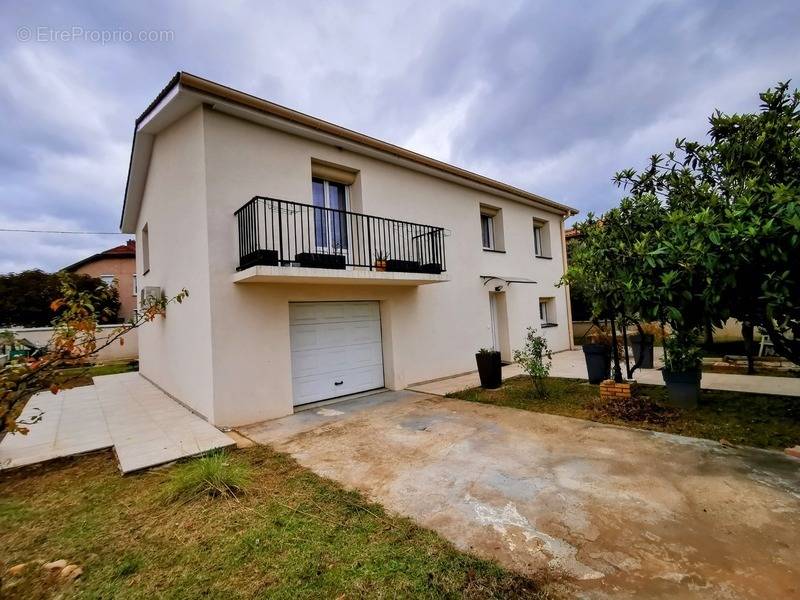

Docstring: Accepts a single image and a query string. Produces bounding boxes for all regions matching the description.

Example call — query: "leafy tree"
[0,274,188,436]
[513,327,552,398]
[0,270,122,327]
[615,81,800,366]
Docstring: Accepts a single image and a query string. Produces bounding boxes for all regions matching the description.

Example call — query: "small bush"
[161,450,251,503]
[513,327,552,398]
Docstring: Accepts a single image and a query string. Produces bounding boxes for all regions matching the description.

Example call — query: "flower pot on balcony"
[582,343,611,384]
[630,333,654,369]
[374,259,387,272]
[419,262,443,274]
[295,252,346,270]
[662,369,701,409]
[386,259,420,273]
[239,249,279,270]
[475,350,502,389]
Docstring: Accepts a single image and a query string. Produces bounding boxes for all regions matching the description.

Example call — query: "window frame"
[533,220,551,259]
[539,297,558,327]
[141,223,150,275]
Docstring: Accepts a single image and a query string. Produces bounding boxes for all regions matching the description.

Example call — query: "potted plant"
[661,331,703,408]
[374,251,389,272]
[475,347,502,389]
[582,328,612,384]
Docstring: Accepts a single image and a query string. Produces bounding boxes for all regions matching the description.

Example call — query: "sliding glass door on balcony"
[312,178,348,253]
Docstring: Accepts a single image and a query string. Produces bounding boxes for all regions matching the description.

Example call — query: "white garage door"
[289,301,384,406]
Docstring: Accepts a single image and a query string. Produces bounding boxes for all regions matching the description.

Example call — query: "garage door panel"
[291,341,382,378]
[290,301,379,325]
[292,365,384,405]
[290,321,380,351]
[289,301,384,406]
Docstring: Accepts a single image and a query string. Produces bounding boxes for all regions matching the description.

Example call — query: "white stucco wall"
[200,108,571,426]
[135,105,572,426]
[134,107,217,421]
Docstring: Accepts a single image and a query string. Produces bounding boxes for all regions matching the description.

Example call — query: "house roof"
[63,240,136,272]
[120,72,579,233]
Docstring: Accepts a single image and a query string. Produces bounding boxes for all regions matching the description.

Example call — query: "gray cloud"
[1,0,798,272]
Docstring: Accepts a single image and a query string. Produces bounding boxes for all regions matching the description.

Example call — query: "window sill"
[535,254,553,260]
[541,323,558,328]
[482,248,506,254]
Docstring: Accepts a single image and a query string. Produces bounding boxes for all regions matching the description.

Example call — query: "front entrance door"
[489,292,510,361]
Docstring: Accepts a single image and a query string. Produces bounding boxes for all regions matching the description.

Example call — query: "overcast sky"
[1,0,798,273]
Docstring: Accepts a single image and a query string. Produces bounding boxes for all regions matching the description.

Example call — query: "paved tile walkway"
[0,372,234,473]
[408,348,800,397]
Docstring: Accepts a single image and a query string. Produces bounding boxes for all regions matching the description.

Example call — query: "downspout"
[560,214,575,350]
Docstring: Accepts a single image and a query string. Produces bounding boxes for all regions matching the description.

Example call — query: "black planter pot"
[239,249,279,270]
[295,252,346,270]
[386,259,421,273]
[662,369,701,408]
[630,333,655,369]
[582,343,611,384]
[475,351,502,389]
[419,262,443,274]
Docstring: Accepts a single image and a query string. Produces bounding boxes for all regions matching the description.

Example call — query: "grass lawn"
[0,446,553,600]
[449,376,800,450]
[56,360,138,389]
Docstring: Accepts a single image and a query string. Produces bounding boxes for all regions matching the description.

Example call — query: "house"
[64,239,137,321]
[120,72,578,427]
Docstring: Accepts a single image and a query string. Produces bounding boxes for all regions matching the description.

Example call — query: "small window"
[533,220,551,258]
[132,274,138,296]
[100,275,116,287]
[480,205,504,251]
[539,298,557,327]
[141,223,150,274]
[481,214,494,249]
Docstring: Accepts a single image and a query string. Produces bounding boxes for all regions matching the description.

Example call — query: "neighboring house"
[120,72,578,427]
[64,240,137,321]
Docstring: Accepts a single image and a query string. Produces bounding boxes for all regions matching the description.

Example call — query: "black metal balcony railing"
[235,196,447,274]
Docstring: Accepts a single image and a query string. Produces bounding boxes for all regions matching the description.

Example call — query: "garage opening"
[289,301,385,406]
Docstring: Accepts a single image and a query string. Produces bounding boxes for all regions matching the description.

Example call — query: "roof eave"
[119,72,579,232]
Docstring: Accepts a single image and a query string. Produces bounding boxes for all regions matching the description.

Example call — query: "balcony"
[233,197,448,286]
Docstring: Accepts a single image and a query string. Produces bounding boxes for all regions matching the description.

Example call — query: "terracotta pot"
[375,260,387,272]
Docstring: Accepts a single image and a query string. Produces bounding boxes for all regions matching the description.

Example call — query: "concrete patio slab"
[409,348,800,397]
[241,390,800,599]
[0,372,234,473]
[0,386,112,470]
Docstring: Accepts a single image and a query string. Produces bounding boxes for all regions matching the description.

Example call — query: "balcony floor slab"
[232,265,449,286]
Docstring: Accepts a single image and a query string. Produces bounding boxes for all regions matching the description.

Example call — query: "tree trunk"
[704,319,714,349]
[741,321,755,375]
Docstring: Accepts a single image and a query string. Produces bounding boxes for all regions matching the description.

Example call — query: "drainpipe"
[560,214,575,350]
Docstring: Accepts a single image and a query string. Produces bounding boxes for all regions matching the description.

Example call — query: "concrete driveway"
[242,390,800,599]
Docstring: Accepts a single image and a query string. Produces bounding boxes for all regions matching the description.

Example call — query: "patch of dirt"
[590,394,677,426]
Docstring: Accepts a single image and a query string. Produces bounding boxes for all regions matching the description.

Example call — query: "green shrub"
[513,327,552,398]
[161,450,251,503]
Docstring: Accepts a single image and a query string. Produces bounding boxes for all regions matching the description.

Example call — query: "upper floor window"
[141,223,150,274]
[480,205,504,251]
[132,274,138,297]
[100,275,116,287]
[533,219,551,258]
[481,214,494,249]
